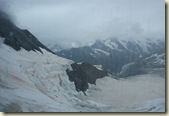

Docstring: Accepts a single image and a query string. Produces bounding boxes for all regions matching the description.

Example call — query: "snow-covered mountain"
[0,10,54,54]
[0,10,165,112]
[56,38,165,76]
[101,38,164,54]
[118,52,165,78]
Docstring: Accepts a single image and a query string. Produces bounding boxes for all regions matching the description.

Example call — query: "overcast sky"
[0,0,165,48]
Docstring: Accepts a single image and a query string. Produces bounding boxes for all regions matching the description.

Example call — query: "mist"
[0,0,165,48]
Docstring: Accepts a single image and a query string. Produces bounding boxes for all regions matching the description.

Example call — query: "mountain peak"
[0,10,54,54]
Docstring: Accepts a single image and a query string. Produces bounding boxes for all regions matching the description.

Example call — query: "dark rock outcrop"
[66,62,108,93]
[0,10,54,54]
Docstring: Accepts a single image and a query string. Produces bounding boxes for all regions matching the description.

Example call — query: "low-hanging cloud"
[0,0,165,48]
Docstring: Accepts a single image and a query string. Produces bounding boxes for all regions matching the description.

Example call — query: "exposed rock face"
[66,62,108,93]
[0,10,54,54]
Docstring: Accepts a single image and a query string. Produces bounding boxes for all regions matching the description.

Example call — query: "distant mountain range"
[55,38,165,77]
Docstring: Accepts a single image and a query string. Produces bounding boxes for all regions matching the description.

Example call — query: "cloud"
[0,0,165,48]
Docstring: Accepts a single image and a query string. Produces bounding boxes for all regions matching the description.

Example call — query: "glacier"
[0,38,165,112]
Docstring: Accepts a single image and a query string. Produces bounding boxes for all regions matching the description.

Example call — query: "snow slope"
[0,42,75,111]
[0,41,108,112]
[0,38,165,112]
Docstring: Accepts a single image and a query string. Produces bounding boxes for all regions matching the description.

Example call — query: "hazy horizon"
[0,0,165,48]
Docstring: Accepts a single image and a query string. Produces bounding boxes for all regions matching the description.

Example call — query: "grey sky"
[0,0,165,48]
